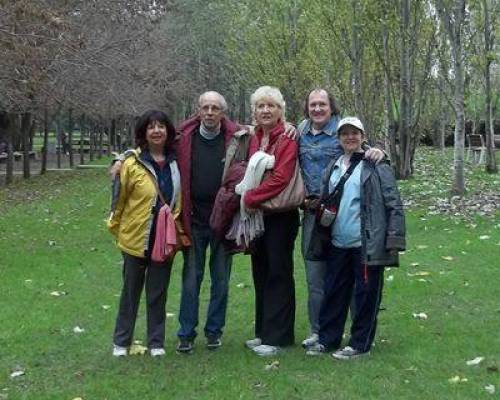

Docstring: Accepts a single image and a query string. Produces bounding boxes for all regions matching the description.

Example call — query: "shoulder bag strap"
[325,153,363,205]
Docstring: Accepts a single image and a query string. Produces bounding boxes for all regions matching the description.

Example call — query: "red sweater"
[244,121,298,209]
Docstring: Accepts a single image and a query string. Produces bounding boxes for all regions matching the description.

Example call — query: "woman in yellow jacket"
[107,110,181,357]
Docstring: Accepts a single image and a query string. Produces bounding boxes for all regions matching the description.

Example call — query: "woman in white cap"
[306,116,405,359]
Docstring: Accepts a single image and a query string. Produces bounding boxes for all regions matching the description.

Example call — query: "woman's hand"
[364,148,385,164]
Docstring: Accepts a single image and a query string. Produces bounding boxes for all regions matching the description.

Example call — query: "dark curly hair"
[134,110,176,152]
[303,88,341,118]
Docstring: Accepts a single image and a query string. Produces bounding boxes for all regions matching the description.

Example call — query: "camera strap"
[323,152,363,207]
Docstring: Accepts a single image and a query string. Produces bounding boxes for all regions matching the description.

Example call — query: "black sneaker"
[176,338,194,354]
[206,335,222,350]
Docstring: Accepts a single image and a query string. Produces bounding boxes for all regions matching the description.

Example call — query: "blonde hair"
[250,86,286,119]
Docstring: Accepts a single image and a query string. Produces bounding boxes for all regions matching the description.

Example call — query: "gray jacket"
[321,156,406,267]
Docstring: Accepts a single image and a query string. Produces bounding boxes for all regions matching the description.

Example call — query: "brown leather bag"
[260,133,305,212]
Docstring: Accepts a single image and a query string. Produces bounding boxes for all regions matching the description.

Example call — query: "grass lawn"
[0,150,499,399]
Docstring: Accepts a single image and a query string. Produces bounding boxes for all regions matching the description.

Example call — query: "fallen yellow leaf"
[129,344,148,355]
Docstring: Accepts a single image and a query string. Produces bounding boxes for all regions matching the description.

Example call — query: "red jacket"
[175,115,240,238]
[244,121,298,209]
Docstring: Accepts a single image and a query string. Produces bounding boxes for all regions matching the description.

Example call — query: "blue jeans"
[301,211,328,334]
[177,225,232,340]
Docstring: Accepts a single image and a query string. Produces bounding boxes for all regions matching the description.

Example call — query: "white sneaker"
[331,346,369,360]
[112,345,128,357]
[150,348,166,357]
[245,337,262,349]
[252,344,281,356]
[301,333,319,348]
[305,342,327,356]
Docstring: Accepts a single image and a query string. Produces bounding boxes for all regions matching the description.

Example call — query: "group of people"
[106,86,406,360]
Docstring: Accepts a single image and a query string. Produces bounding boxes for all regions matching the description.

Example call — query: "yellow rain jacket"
[107,149,182,258]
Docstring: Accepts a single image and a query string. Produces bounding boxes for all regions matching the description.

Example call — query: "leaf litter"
[466,356,484,366]
[264,360,280,371]
[448,375,467,384]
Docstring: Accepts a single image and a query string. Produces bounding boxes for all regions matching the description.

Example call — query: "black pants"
[318,246,384,353]
[251,210,299,346]
[113,252,173,349]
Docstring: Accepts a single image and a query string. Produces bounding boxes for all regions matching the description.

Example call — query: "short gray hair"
[250,86,286,118]
[198,91,228,112]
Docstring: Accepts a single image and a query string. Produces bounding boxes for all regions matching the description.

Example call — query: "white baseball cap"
[337,117,365,135]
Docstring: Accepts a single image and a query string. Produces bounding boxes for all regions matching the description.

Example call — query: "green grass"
[0,150,499,399]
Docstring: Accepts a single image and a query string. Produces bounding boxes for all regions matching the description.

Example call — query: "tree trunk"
[98,128,103,159]
[382,20,398,166]
[451,4,466,195]
[239,85,246,124]
[89,126,95,162]
[109,118,116,152]
[483,0,497,173]
[68,108,74,168]
[5,113,17,185]
[79,114,85,165]
[351,0,366,136]
[41,108,49,174]
[21,112,31,179]
[56,118,62,169]
[398,0,412,179]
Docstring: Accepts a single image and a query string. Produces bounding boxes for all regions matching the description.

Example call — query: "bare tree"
[436,0,467,195]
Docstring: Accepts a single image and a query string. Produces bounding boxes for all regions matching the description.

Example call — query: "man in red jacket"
[175,91,240,353]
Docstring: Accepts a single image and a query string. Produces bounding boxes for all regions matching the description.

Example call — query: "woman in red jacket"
[242,86,300,356]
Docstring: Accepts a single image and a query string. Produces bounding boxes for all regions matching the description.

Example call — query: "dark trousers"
[251,210,299,346]
[318,246,384,353]
[113,252,173,349]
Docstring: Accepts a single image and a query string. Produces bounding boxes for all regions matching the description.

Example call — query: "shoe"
[301,333,319,348]
[305,342,327,356]
[206,336,222,350]
[112,345,128,357]
[150,348,166,357]
[252,344,281,356]
[245,337,262,349]
[331,346,369,360]
[176,338,194,354]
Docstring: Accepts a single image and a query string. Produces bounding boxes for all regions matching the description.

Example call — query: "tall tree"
[436,0,467,195]
[481,0,498,173]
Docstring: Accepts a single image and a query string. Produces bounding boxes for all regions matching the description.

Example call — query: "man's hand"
[303,198,320,211]
[109,160,123,179]
[284,122,298,140]
[364,148,385,164]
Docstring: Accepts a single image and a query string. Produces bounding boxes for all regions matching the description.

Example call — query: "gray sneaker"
[245,337,262,349]
[305,342,327,356]
[112,345,128,357]
[331,346,369,360]
[252,344,280,356]
[301,333,319,348]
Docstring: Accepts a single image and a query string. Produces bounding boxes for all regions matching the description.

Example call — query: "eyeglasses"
[200,104,222,113]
